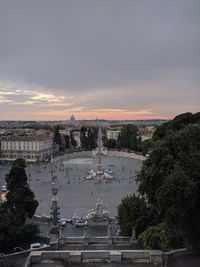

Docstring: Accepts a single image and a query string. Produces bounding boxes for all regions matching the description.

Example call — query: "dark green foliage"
[136,112,200,251]
[141,139,153,156]
[118,112,200,251]
[117,194,158,237]
[87,127,98,149]
[22,223,40,242]
[138,222,176,251]
[70,132,77,147]
[152,112,200,141]
[64,135,70,149]
[103,137,116,149]
[117,124,141,151]
[53,125,62,148]
[80,127,88,148]
[80,127,97,150]
[0,159,39,251]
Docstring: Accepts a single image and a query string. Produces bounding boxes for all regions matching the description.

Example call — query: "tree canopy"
[117,124,141,151]
[53,125,62,149]
[118,112,200,251]
[80,127,97,150]
[0,158,39,251]
[118,194,158,237]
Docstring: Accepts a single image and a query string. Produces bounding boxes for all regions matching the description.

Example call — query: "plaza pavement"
[0,153,142,219]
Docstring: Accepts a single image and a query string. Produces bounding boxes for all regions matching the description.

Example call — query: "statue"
[86,199,110,222]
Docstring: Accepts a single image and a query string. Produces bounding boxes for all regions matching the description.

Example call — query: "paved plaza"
[0,153,142,219]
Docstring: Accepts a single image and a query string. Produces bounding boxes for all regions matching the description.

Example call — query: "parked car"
[58,219,67,227]
[75,219,88,227]
[1,185,7,192]
[14,247,24,253]
[30,243,47,250]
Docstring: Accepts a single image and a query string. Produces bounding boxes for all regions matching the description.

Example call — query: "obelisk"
[97,127,103,176]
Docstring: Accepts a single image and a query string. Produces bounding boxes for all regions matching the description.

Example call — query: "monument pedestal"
[59,227,65,246]
[130,227,137,244]
[49,226,59,249]
[107,236,113,245]
[83,238,88,245]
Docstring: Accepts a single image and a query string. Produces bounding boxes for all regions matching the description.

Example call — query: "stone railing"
[32,214,52,223]
[61,236,132,246]
[24,249,163,266]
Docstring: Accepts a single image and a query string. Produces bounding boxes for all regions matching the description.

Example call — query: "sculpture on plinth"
[86,199,110,223]
[49,187,60,247]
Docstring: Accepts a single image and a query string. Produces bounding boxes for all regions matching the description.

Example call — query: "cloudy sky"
[0,0,199,120]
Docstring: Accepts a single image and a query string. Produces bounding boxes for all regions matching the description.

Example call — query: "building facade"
[0,136,57,162]
[106,130,120,140]
[138,127,155,141]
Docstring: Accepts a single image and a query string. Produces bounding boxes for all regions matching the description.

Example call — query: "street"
[36,221,120,237]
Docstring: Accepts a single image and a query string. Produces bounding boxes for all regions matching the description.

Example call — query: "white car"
[75,219,88,227]
[1,185,7,192]
[30,243,47,250]
[58,219,67,227]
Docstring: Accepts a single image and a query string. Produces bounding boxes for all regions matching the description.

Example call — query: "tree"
[70,132,77,147]
[80,127,88,149]
[64,135,70,150]
[152,112,200,141]
[102,136,116,149]
[87,127,98,150]
[141,139,153,156]
[80,127,97,150]
[53,125,62,150]
[5,158,38,219]
[117,194,158,237]
[138,222,174,251]
[118,112,200,251]
[0,159,39,251]
[107,139,117,149]
[117,124,140,151]
[136,112,200,251]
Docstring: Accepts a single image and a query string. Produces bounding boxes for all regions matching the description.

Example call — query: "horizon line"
[0,118,170,122]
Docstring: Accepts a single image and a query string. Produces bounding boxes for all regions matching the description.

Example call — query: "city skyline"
[0,1,199,121]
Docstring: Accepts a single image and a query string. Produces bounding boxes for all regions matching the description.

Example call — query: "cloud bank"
[0,0,199,120]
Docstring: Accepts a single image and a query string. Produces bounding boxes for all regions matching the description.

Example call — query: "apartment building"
[0,136,57,162]
[106,130,121,140]
[138,127,155,141]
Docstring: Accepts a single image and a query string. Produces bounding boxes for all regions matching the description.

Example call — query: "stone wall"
[24,249,163,266]
[63,236,131,245]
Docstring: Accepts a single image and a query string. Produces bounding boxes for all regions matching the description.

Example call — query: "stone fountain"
[86,127,114,180]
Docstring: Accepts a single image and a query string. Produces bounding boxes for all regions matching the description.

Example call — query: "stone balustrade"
[24,249,163,266]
